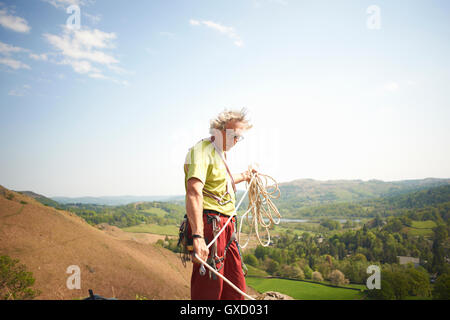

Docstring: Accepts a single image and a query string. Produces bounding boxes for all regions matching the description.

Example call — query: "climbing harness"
[177,215,192,267]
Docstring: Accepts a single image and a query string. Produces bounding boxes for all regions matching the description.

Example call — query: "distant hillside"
[51,195,184,206]
[46,178,450,208]
[274,178,450,216]
[16,190,61,208]
[282,184,450,220]
[56,201,186,228]
[0,185,191,300]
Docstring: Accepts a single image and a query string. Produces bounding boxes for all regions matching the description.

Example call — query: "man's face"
[221,120,246,151]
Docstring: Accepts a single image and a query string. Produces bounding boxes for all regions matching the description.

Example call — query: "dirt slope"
[0,185,192,300]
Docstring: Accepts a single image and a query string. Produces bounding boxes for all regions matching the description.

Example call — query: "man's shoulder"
[185,139,217,165]
[188,139,215,155]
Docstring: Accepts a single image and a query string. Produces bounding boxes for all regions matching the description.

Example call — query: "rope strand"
[238,172,281,248]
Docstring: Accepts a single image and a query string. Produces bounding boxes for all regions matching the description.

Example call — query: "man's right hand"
[192,237,209,264]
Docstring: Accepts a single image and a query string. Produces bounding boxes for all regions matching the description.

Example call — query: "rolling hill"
[274,178,450,217]
[50,195,182,206]
[0,185,191,300]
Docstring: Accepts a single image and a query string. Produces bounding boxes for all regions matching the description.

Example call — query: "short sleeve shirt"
[184,138,235,216]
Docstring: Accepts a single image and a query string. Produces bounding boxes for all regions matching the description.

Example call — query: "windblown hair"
[209,108,253,134]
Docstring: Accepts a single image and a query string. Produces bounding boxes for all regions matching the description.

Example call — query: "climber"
[183,108,255,300]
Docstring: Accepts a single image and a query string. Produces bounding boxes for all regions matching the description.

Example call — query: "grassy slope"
[122,223,179,236]
[403,220,437,237]
[0,186,191,300]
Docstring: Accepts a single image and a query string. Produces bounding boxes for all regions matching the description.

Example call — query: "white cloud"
[43,25,130,85]
[0,57,31,70]
[190,19,244,47]
[0,41,49,71]
[44,26,118,65]
[43,25,129,83]
[89,72,129,86]
[8,84,31,96]
[201,21,234,34]
[73,28,117,50]
[29,53,48,61]
[61,58,98,74]
[0,7,31,33]
[42,0,93,9]
[0,41,28,55]
[0,41,32,70]
[83,12,101,25]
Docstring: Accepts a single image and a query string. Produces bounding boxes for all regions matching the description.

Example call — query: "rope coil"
[238,172,281,248]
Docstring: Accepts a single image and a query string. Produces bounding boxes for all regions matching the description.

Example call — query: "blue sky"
[1,0,449,197]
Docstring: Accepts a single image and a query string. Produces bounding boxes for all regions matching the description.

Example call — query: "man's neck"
[210,135,225,154]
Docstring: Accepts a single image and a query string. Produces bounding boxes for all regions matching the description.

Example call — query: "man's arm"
[233,171,250,184]
[186,177,209,263]
[232,168,258,184]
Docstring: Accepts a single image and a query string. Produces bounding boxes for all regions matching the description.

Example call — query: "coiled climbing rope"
[238,171,281,248]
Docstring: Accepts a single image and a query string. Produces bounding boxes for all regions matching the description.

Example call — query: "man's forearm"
[232,172,246,184]
[186,192,204,236]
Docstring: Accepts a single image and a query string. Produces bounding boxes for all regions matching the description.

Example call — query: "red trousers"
[190,211,246,300]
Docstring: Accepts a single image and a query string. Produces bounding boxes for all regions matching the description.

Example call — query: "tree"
[244,254,258,267]
[288,265,305,280]
[303,265,313,280]
[265,259,279,275]
[404,266,431,298]
[0,256,40,300]
[433,273,450,300]
[329,269,349,286]
[365,269,408,300]
[312,271,323,282]
[431,225,448,275]
[254,245,268,261]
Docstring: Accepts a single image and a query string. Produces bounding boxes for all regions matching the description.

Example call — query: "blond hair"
[209,108,253,134]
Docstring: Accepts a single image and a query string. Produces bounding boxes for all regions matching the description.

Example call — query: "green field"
[246,277,365,300]
[139,207,168,218]
[404,220,437,237]
[122,223,178,236]
[410,220,437,229]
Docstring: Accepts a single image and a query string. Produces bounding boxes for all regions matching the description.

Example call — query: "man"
[183,108,254,300]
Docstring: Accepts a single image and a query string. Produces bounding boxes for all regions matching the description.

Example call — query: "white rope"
[238,172,281,248]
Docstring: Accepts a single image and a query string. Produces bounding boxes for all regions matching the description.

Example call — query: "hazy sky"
[1,0,449,197]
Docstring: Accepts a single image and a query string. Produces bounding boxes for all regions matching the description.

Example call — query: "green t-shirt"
[184,138,236,216]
